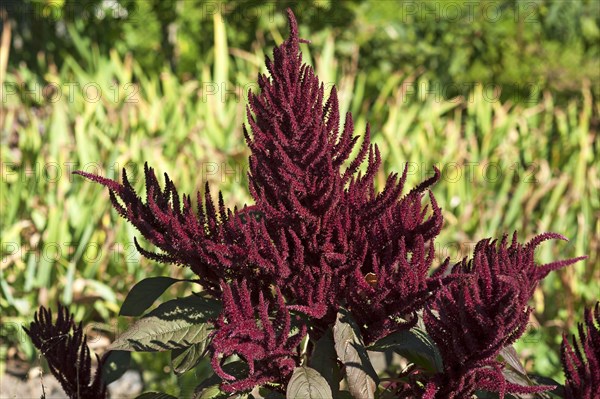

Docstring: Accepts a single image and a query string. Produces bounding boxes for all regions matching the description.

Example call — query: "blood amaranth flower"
[561,302,600,398]
[423,233,586,398]
[73,8,588,395]
[24,304,107,399]
[75,8,448,345]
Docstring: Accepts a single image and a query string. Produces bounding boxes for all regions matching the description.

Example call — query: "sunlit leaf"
[109,295,220,352]
[286,366,333,399]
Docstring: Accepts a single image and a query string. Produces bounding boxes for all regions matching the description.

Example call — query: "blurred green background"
[1,0,598,393]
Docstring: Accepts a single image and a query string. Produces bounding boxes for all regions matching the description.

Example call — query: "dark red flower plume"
[561,302,600,398]
[72,8,587,395]
[422,233,586,398]
[23,304,107,399]
[210,280,306,392]
[74,9,448,345]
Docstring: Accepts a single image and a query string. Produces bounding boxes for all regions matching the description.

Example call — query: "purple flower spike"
[24,304,107,399]
[561,302,600,398]
[422,233,586,398]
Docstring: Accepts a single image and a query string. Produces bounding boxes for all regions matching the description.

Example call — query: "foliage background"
[1,0,598,395]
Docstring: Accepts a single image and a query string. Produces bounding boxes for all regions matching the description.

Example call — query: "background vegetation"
[1,0,598,395]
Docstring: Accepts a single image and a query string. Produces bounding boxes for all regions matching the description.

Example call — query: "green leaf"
[309,328,340,395]
[502,368,534,389]
[101,350,131,385]
[179,361,209,399]
[368,327,443,372]
[171,342,208,375]
[109,295,221,352]
[499,346,540,397]
[194,382,254,399]
[333,308,378,399]
[120,277,184,316]
[286,366,333,399]
[259,386,286,399]
[195,384,229,399]
[193,361,249,394]
[135,393,177,399]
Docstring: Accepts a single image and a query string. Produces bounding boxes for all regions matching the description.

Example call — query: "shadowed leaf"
[120,276,186,316]
[368,327,443,372]
[333,308,378,399]
[136,393,177,399]
[171,342,208,375]
[101,350,131,385]
[309,328,340,395]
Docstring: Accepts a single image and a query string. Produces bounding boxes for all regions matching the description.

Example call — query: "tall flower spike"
[244,9,449,341]
[453,232,587,307]
[23,304,107,399]
[423,276,552,398]
[561,302,600,398]
[244,8,365,225]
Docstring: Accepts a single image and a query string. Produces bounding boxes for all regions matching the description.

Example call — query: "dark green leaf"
[286,366,333,399]
[333,308,378,399]
[194,384,229,399]
[367,327,443,372]
[193,361,249,394]
[259,386,286,399]
[171,342,209,375]
[136,393,177,399]
[309,328,340,395]
[109,295,221,352]
[101,350,131,385]
[120,277,184,316]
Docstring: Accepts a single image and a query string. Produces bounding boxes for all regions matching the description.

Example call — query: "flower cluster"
[210,280,307,393]
[75,9,449,387]
[420,233,584,398]
[73,8,589,395]
[243,9,446,341]
[24,304,107,399]
[561,302,600,398]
